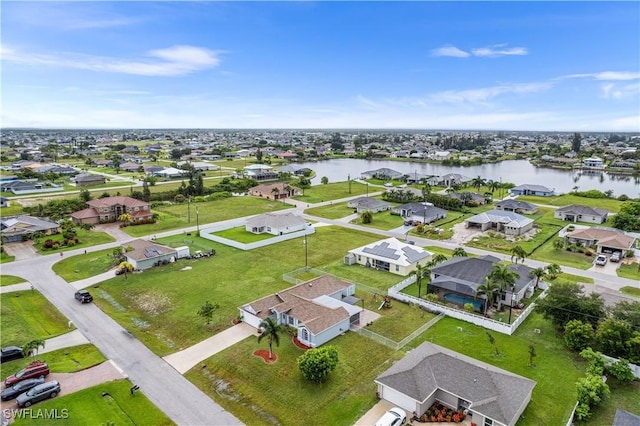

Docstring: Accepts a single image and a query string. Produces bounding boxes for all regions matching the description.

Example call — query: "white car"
[376,407,406,426]
[595,255,607,266]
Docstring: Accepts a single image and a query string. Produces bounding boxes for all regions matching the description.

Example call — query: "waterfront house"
[509,184,554,197]
[582,157,604,169]
[374,342,535,426]
[360,168,404,181]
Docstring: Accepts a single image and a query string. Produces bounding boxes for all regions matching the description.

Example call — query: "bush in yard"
[605,358,635,382]
[596,317,633,358]
[575,373,610,422]
[297,345,339,383]
[564,319,594,352]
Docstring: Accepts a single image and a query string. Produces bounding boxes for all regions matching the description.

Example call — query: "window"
[288,316,294,325]
[484,418,493,426]
[395,265,399,272]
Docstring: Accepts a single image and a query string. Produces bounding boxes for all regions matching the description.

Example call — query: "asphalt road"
[1,254,242,426]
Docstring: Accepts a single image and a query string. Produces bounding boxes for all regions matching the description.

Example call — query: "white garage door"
[380,386,415,413]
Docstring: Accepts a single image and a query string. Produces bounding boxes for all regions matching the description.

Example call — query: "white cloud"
[561,71,640,81]
[428,82,552,104]
[601,81,640,99]
[471,45,528,57]
[430,46,470,57]
[1,45,221,77]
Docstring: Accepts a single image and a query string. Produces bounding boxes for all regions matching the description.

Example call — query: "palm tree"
[283,184,293,197]
[428,253,448,268]
[488,263,518,310]
[510,245,527,264]
[553,238,565,250]
[257,317,283,360]
[118,213,132,226]
[487,179,499,195]
[471,176,486,193]
[452,247,467,257]
[529,267,546,289]
[22,339,45,361]
[271,186,281,201]
[411,263,431,298]
[475,277,500,315]
[545,263,562,280]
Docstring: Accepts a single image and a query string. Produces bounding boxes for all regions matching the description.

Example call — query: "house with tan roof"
[239,275,362,348]
[1,215,61,243]
[566,227,636,256]
[121,239,178,270]
[71,196,153,225]
[249,182,301,200]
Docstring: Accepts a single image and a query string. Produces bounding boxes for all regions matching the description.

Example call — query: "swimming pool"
[444,293,484,311]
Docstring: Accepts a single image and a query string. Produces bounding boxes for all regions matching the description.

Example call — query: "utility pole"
[348,173,351,194]
[304,233,308,269]
[187,196,191,223]
[196,206,200,233]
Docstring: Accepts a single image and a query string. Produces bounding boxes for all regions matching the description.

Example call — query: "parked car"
[74,289,93,303]
[1,378,45,401]
[610,252,621,263]
[16,380,60,408]
[595,255,608,266]
[1,346,25,364]
[5,361,50,386]
[376,407,406,426]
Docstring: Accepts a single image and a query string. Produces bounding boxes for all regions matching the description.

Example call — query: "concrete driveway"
[40,330,90,355]
[587,257,620,276]
[353,399,396,426]
[163,322,255,374]
[2,241,38,261]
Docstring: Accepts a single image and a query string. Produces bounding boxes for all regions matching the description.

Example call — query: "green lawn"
[1,250,15,263]
[587,378,640,426]
[0,344,105,378]
[0,203,25,216]
[351,211,405,231]
[35,230,115,254]
[617,262,640,281]
[123,197,292,237]
[212,226,276,243]
[516,194,623,213]
[91,226,391,356]
[0,274,27,286]
[1,290,71,346]
[185,332,399,426]
[12,379,174,426]
[52,248,117,281]
[293,181,371,203]
[305,201,355,219]
[620,286,640,297]
[551,272,594,286]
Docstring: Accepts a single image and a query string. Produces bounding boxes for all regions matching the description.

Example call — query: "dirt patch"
[253,349,278,363]
[126,291,171,316]
[450,223,482,244]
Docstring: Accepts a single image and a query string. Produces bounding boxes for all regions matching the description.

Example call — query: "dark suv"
[16,380,60,407]
[74,289,93,303]
[4,361,50,386]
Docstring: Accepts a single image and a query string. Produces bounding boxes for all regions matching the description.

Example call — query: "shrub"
[297,346,339,382]
[618,194,629,201]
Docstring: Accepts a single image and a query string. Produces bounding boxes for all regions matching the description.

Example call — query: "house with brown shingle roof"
[566,227,636,256]
[71,196,153,225]
[239,275,362,348]
[121,239,177,270]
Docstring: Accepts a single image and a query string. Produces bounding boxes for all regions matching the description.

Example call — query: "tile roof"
[466,210,533,228]
[86,196,150,209]
[568,227,635,249]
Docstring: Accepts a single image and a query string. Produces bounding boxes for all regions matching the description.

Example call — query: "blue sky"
[2,1,639,131]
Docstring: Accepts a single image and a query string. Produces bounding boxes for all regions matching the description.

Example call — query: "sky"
[1,1,639,131]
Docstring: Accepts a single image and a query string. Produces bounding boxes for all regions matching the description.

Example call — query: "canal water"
[295,159,639,197]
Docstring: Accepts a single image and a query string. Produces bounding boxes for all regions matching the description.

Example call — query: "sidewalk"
[41,329,90,354]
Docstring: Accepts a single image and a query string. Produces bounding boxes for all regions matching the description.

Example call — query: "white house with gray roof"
[465,210,534,236]
[245,213,311,236]
[346,237,431,276]
[554,204,608,224]
[509,184,554,197]
[122,239,178,270]
[346,197,391,213]
[494,199,538,215]
[375,342,535,426]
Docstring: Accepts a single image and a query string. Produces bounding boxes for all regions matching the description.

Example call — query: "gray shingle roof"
[466,210,533,228]
[556,204,608,217]
[375,342,535,426]
[245,213,306,229]
[495,199,537,210]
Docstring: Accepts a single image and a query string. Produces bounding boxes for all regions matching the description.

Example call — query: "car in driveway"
[1,378,45,401]
[1,346,25,364]
[16,380,60,408]
[595,254,608,266]
[375,407,406,426]
[5,361,50,386]
[74,289,93,303]
[610,252,621,263]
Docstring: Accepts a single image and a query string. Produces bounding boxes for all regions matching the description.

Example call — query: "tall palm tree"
[488,263,519,310]
[257,317,283,360]
[452,247,467,257]
[22,339,45,361]
[510,245,527,264]
[411,263,431,298]
[428,253,448,268]
[471,176,486,193]
[475,277,500,315]
[487,179,499,195]
[529,267,546,289]
[271,186,280,201]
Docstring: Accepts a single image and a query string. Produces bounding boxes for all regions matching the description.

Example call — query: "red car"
[4,361,50,386]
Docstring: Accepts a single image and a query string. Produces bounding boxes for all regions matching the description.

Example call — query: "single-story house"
[121,239,178,270]
[431,173,472,187]
[277,164,312,176]
[249,182,301,200]
[346,197,391,214]
[465,210,534,236]
[176,161,219,171]
[0,197,10,208]
[245,213,311,235]
[35,165,77,175]
[404,172,432,185]
[119,162,141,173]
[346,237,432,276]
[360,168,404,181]
[391,203,447,224]
[71,196,153,225]
[239,275,362,348]
[494,200,538,215]
[0,215,61,243]
[554,205,608,224]
[374,342,536,426]
[444,192,487,205]
[152,167,187,179]
[509,184,554,197]
[429,255,535,311]
[566,227,636,256]
[74,173,107,186]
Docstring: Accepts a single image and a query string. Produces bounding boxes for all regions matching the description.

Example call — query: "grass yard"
[293,181,371,203]
[617,262,640,281]
[52,248,117,281]
[185,332,399,426]
[123,197,292,237]
[35,230,115,254]
[1,290,71,346]
[351,211,405,231]
[1,250,15,263]
[620,286,640,297]
[212,226,276,243]
[12,379,174,426]
[530,237,595,269]
[0,275,26,286]
[0,344,105,378]
[0,203,25,217]
[92,226,390,356]
[516,194,623,212]
[588,378,640,426]
[305,201,355,219]
[551,272,594,286]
